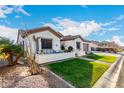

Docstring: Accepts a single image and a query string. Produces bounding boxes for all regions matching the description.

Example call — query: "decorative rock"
[15,75,49,88]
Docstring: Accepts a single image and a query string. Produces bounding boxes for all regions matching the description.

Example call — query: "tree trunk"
[24,35,42,75]
[14,55,20,65]
[27,57,41,75]
[7,53,14,66]
[7,53,21,66]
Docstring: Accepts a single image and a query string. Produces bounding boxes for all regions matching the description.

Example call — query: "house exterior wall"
[35,52,75,64]
[74,38,84,51]
[89,42,98,51]
[18,30,61,54]
[61,38,85,56]
[61,40,76,50]
[83,42,91,52]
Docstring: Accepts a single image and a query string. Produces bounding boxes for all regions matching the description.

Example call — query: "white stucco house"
[17,26,62,55]
[17,26,75,64]
[61,35,86,56]
[17,26,92,64]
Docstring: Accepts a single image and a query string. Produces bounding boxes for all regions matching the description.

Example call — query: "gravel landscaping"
[0,64,70,88]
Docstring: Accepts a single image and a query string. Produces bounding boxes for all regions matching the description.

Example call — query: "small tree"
[24,36,41,75]
[0,37,24,65]
[0,37,41,75]
[68,46,73,52]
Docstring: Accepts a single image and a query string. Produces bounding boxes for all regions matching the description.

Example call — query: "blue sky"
[0,5,124,46]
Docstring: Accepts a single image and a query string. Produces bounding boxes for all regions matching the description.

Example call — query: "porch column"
[38,38,41,52]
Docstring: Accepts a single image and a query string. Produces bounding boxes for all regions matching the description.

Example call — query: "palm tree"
[0,37,24,65]
[0,36,41,74]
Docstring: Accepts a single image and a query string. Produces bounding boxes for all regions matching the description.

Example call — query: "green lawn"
[85,53,117,63]
[48,58,109,88]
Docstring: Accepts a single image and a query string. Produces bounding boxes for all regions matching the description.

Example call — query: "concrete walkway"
[78,57,112,65]
[92,51,120,57]
[116,58,124,88]
[93,55,123,88]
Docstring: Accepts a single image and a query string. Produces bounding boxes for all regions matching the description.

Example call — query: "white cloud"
[44,17,122,37]
[0,6,14,18]
[14,6,31,16]
[2,6,14,14]
[51,18,102,37]
[53,18,79,28]
[107,27,120,31]
[116,15,124,20]
[0,12,7,18]
[108,36,124,46]
[0,25,18,42]
[43,23,60,30]
[0,5,30,18]
[100,21,116,26]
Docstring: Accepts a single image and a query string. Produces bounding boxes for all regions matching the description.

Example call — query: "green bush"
[68,46,73,52]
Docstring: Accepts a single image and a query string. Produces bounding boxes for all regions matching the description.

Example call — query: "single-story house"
[17,26,76,64]
[17,26,91,64]
[17,26,62,55]
[61,35,86,56]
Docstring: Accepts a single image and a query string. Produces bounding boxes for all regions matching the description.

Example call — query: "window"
[76,42,80,49]
[41,38,52,49]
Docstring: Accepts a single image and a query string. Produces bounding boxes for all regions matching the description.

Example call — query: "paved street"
[116,58,124,88]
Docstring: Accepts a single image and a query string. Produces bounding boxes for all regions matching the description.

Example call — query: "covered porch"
[35,37,61,54]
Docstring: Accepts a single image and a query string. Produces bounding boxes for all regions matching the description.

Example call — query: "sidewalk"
[116,59,124,88]
[93,55,123,88]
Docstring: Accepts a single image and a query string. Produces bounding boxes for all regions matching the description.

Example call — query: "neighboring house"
[89,41,99,51]
[61,35,86,56]
[17,26,62,55]
[96,41,122,52]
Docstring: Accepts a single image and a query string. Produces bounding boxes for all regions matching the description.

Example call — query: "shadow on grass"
[48,58,93,88]
[85,53,105,60]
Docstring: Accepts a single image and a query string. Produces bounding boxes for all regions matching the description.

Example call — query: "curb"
[48,70,75,88]
[93,55,124,88]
